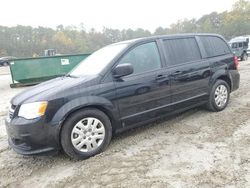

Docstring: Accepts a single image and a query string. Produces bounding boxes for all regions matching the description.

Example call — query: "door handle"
[155,74,166,80]
[171,71,182,76]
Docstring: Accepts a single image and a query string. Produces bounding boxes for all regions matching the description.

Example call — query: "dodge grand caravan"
[5,34,240,159]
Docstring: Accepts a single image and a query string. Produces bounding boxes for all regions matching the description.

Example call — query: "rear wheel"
[207,80,230,112]
[241,52,248,61]
[61,108,112,160]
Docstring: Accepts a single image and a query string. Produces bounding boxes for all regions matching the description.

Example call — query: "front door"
[114,41,171,127]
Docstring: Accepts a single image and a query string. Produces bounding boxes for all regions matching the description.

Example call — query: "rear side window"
[163,38,201,66]
[200,36,231,58]
[232,43,238,48]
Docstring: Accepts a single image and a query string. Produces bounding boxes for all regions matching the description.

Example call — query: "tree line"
[0,0,249,57]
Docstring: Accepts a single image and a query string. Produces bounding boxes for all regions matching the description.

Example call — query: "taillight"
[234,56,239,70]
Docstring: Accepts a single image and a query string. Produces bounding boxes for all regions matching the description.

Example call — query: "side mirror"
[112,63,134,78]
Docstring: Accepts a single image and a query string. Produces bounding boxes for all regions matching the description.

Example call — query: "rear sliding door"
[161,37,211,109]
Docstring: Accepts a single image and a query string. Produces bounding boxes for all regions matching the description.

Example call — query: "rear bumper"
[5,116,60,155]
[229,70,240,92]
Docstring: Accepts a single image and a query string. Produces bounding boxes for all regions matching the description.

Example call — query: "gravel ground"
[0,61,250,188]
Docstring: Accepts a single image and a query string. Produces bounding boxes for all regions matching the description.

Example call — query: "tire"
[61,108,112,160]
[241,52,248,61]
[3,62,8,66]
[206,80,230,112]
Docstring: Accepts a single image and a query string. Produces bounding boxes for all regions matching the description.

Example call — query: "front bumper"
[5,116,60,155]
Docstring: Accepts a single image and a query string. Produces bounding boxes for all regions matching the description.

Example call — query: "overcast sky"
[0,0,238,32]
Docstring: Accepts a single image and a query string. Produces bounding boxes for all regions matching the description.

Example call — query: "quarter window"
[163,38,201,65]
[118,42,161,75]
[200,36,231,58]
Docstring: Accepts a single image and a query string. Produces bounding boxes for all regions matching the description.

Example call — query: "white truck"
[229,36,250,61]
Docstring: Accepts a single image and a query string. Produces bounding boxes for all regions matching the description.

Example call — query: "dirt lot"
[0,61,250,188]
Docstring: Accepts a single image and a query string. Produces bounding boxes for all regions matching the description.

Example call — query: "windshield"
[70,43,128,77]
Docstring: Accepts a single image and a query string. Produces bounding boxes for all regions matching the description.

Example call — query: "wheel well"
[58,105,115,145]
[217,76,231,91]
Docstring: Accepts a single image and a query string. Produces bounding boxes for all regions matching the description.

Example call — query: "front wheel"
[61,108,112,160]
[207,80,230,112]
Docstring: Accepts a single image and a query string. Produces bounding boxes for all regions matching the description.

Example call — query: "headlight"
[18,101,48,119]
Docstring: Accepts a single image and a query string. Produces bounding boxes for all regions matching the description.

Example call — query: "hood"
[11,75,96,105]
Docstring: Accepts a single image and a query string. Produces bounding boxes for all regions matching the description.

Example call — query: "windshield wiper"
[64,74,78,78]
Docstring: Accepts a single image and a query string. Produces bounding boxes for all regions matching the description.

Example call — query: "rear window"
[200,36,231,58]
[163,37,201,65]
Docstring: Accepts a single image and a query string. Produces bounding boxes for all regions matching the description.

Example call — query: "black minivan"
[5,34,240,159]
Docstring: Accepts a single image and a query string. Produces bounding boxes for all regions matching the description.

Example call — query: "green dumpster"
[9,53,90,88]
